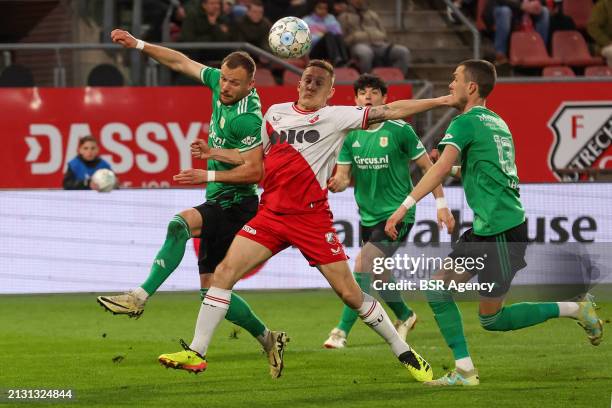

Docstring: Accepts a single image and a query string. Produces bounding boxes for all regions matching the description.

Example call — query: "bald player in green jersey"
[323,74,455,349]
[97,30,287,378]
[385,60,603,386]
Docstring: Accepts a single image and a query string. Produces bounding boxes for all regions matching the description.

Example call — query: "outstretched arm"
[414,153,455,234]
[111,29,204,81]
[367,95,455,125]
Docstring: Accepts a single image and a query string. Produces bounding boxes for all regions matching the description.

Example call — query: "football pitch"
[1,290,610,407]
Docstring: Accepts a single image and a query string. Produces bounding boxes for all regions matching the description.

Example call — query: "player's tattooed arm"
[367,95,455,125]
[110,29,204,81]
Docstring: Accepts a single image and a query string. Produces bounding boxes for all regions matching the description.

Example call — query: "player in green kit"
[385,60,604,386]
[96,29,287,378]
[323,74,455,349]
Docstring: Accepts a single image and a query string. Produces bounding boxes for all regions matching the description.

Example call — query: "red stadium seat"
[552,31,604,66]
[542,66,576,77]
[255,68,276,86]
[563,0,593,30]
[584,65,612,77]
[334,67,360,83]
[510,31,562,67]
[476,0,487,31]
[283,69,301,85]
[371,67,405,81]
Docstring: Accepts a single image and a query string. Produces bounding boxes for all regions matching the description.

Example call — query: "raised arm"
[111,29,204,81]
[367,95,454,125]
[173,145,264,185]
[414,153,455,233]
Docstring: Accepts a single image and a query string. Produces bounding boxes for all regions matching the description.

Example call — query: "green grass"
[0,291,610,408]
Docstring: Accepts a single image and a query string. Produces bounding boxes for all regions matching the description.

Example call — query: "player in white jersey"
[158,60,455,381]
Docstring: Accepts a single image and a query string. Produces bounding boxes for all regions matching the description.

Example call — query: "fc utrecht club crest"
[547,102,612,181]
[379,136,388,147]
[325,232,337,244]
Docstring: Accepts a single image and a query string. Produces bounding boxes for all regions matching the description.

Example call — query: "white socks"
[557,302,580,318]
[133,287,149,301]
[357,293,410,357]
[455,356,475,372]
[190,287,231,355]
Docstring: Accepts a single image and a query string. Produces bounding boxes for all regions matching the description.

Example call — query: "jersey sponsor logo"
[330,245,342,255]
[269,129,320,145]
[308,114,320,124]
[272,115,282,122]
[352,140,361,148]
[379,136,388,148]
[242,225,257,235]
[547,102,612,181]
[353,154,389,170]
[241,136,257,146]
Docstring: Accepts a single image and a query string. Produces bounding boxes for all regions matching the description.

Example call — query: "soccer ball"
[91,169,117,192]
[268,16,312,59]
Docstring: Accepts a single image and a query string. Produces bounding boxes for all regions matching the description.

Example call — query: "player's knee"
[212,262,236,289]
[167,215,191,240]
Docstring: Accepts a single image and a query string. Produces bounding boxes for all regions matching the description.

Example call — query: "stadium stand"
[371,67,405,81]
[334,66,360,82]
[551,30,603,66]
[584,64,612,76]
[255,67,277,86]
[542,65,576,76]
[510,31,561,68]
[0,64,34,87]
[563,0,594,30]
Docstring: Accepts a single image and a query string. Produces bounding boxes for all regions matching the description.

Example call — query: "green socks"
[427,289,470,360]
[337,273,414,335]
[141,215,191,295]
[200,289,267,338]
[479,302,560,331]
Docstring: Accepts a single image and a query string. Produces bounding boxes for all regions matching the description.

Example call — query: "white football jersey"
[260,102,370,213]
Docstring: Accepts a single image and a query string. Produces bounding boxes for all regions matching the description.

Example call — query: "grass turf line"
[0,291,610,408]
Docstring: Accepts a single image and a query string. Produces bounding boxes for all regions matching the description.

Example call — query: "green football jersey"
[439,105,525,236]
[338,120,426,226]
[200,67,263,208]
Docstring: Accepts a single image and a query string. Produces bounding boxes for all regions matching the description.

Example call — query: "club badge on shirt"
[379,136,388,148]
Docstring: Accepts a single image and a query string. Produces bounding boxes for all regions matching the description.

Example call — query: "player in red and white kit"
[159,60,455,381]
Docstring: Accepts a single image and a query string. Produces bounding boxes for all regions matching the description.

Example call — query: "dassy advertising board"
[0,85,411,189]
[487,82,612,182]
[1,184,610,294]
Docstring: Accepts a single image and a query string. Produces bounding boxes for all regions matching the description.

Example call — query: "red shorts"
[236,206,348,266]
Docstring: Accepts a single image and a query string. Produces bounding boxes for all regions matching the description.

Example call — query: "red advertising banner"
[487,82,612,182]
[0,84,412,188]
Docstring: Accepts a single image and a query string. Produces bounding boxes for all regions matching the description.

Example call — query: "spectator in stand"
[181,0,236,62]
[63,136,114,190]
[331,0,348,16]
[142,0,187,42]
[303,0,349,66]
[236,0,272,55]
[484,0,550,65]
[587,0,612,67]
[446,0,477,23]
[264,0,309,21]
[338,0,410,76]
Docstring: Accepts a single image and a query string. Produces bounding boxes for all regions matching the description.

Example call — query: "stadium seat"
[552,31,604,66]
[476,0,487,31]
[283,69,301,85]
[371,67,405,81]
[563,0,593,30]
[255,68,277,86]
[87,64,124,87]
[334,67,360,83]
[584,65,612,77]
[542,66,576,77]
[0,64,34,87]
[509,31,562,67]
